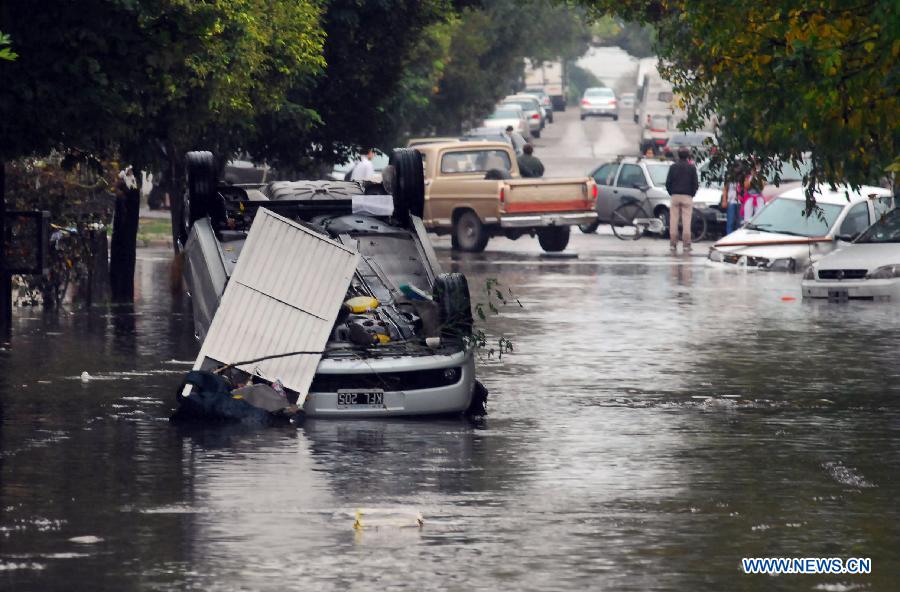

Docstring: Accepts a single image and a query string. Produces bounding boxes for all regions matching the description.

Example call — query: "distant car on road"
[708,185,893,272]
[664,132,718,158]
[802,203,900,301]
[639,114,673,154]
[482,104,531,137]
[521,87,554,123]
[618,92,636,121]
[580,87,618,121]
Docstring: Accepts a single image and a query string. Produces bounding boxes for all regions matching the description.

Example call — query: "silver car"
[580,87,618,121]
[502,94,544,138]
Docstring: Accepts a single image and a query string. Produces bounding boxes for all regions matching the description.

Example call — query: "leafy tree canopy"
[581,0,899,194]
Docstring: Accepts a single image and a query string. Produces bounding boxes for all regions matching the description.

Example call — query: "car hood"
[693,187,721,207]
[713,228,832,260]
[814,242,900,272]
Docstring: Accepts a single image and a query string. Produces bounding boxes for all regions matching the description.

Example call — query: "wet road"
[2,237,898,591]
[2,48,899,591]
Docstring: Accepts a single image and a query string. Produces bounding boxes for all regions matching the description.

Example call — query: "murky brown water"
[2,235,898,592]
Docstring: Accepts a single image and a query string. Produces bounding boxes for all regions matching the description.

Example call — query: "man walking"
[517,144,544,178]
[664,147,699,252]
[349,149,376,182]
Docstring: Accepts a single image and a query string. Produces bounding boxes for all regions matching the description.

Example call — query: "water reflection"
[1,244,898,591]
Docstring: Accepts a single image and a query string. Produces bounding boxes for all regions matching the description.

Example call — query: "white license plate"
[716,213,727,222]
[337,390,385,407]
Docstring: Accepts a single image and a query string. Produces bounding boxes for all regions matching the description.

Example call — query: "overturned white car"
[173,150,484,420]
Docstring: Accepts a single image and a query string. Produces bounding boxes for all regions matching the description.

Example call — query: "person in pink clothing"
[740,169,765,221]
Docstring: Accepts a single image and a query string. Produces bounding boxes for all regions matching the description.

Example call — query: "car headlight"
[766,257,796,272]
[803,266,815,280]
[865,265,900,280]
[708,249,723,262]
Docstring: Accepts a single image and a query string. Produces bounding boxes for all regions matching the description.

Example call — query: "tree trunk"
[109,184,140,301]
[0,160,10,331]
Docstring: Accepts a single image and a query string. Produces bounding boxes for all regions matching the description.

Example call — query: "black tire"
[613,115,619,121]
[690,208,708,242]
[580,114,586,121]
[184,151,216,230]
[548,113,554,124]
[433,272,473,339]
[389,148,425,226]
[453,210,489,252]
[532,129,541,139]
[537,226,570,252]
[579,220,600,234]
[611,203,647,240]
[656,207,670,238]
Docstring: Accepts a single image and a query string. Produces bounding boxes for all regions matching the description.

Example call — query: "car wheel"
[537,226,570,252]
[532,130,541,139]
[580,114,586,121]
[453,210,489,252]
[433,272,474,339]
[578,220,600,234]
[389,148,425,227]
[613,115,619,121]
[656,207,670,238]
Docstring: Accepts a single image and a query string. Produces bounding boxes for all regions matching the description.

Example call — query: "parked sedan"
[580,87,618,121]
[502,94,545,137]
[482,105,530,137]
[522,87,554,123]
[708,186,893,272]
[802,205,900,301]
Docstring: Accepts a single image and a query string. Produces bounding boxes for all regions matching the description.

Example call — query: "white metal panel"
[193,208,359,399]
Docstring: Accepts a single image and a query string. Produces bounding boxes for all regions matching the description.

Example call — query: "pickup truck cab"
[416,142,597,252]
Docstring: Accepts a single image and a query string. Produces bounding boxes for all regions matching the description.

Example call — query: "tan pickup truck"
[415,141,597,252]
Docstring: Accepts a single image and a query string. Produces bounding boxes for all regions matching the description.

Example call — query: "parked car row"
[480,92,553,140]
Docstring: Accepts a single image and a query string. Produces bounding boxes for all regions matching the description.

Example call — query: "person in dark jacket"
[664,147,699,252]
[517,144,544,178]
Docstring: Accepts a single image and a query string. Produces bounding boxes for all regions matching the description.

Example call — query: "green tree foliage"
[581,0,899,193]
[0,31,17,61]
[0,1,324,168]
[394,0,593,137]
[590,17,655,58]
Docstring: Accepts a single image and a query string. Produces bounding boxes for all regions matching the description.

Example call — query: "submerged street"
[2,231,898,590]
[2,45,897,592]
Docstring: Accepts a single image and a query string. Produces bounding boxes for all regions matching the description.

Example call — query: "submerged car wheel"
[433,272,474,339]
[389,148,425,226]
[184,151,217,236]
[579,220,600,234]
[537,226,570,252]
[453,210,489,252]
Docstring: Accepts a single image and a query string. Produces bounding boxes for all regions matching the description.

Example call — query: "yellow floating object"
[345,296,379,313]
[375,334,391,344]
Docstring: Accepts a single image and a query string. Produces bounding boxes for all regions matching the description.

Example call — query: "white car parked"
[708,185,893,272]
[802,205,900,301]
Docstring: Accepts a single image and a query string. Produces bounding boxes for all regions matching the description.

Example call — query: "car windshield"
[503,100,536,112]
[585,88,613,97]
[766,160,811,183]
[645,164,671,186]
[668,134,711,146]
[649,115,669,129]
[856,207,900,243]
[488,109,519,119]
[746,198,844,237]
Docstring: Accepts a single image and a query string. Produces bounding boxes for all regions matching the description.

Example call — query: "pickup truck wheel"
[578,220,600,234]
[433,272,474,339]
[454,210,489,252]
[389,148,425,226]
[655,207,670,238]
[531,129,541,138]
[185,151,216,229]
[537,226,570,252]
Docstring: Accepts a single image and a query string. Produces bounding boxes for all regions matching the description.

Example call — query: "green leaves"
[0,32,17,61]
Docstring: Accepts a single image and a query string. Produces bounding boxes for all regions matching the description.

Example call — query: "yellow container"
[344,296,379,313]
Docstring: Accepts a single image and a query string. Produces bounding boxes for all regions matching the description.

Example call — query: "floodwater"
[2,234,898,592]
